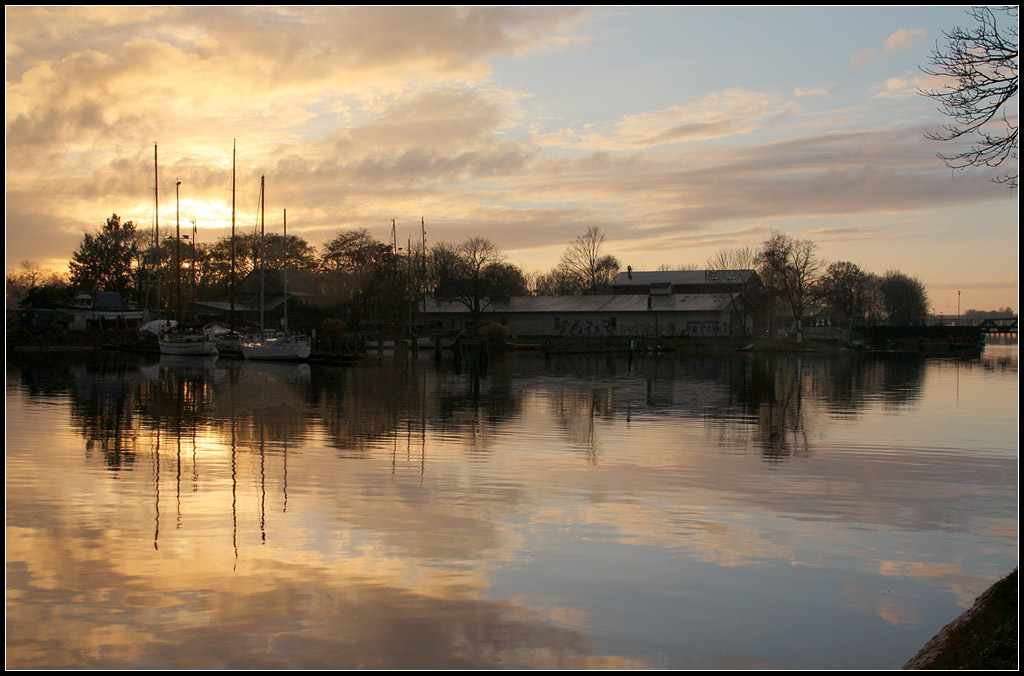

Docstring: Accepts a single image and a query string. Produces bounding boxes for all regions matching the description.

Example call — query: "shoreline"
[903,568,1018,670]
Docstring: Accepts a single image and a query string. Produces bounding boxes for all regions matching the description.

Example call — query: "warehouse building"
[422,270,761,338]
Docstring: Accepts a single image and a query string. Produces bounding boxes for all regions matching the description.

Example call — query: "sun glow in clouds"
[4,6,1018,311]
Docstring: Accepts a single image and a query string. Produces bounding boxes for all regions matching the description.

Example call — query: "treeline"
[6,214,1012,329]
[704,231,934,327]
[8,215,624,324]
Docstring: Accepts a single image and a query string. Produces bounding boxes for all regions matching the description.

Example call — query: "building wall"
[430,309,740,338]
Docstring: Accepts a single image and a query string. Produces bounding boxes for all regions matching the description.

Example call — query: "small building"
[197,269,315,327]
[66,292,144,331]
[422,291,754,339]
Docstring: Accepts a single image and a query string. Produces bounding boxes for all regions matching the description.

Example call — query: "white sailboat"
[159,327,219,356]
[241,177,311,361]
[156,155,218,357]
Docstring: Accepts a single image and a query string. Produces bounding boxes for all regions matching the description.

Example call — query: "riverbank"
[536,336,856,356]
[904,568,1018,669]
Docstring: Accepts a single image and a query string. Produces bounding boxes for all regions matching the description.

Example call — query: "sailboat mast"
[154,144,161,318]
[175,179,182,323]
[259,175,265,332]
[230,140,236,332]
[191,219,197,310]
[283,208,288,331]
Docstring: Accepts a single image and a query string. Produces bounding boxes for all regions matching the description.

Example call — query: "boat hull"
[241,335,311,361]
[159,335,219,356]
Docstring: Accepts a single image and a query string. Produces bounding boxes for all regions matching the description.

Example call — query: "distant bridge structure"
[976,317,1018,336]
[930,315,1018,336]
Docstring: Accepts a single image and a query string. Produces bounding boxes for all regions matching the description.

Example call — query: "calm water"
[5,346,1018,669]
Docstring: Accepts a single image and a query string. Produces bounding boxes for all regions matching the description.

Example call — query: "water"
[5,346,1018,669]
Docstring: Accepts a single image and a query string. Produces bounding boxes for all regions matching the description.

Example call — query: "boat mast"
[190,219,197,311]
[259,174,265,333]
[154,144,161,319]
[175,179,182,323]
[283,208,288,332]
[230,140,236,332]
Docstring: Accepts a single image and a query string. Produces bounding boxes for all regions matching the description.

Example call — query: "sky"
[4,6,1019,313]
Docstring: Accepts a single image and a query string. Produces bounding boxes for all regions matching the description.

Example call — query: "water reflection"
[24,351,943,471]
[5,348,1017,669]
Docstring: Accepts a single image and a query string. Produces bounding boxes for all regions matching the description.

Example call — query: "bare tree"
[756,231,822,342]
[655,263,699,271]
[705,245,758,271]
[558,226,620,293]
[921,6,1018,188]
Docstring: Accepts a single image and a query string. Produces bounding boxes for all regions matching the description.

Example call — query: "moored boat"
[240,176,310,361]
[159,326,219,356]
[241,329,311,360]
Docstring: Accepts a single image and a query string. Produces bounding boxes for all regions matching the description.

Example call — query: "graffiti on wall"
[554,316,617,337]
[683,320,722,337]
[550,316,725,337]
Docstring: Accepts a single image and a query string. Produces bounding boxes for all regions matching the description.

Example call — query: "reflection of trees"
[58,354,318,473]
[313,363,426,457]
[311,361,526,459]
[872,358,927,410]
[9,353,148,471]
[422,364,523,459]
[805,355,926,414]
[210,361,312,449]
[751,357,810,462]
[531,353,927,463]
[545,387,615,464]
[69,360,144,471]
[14,348,941,478]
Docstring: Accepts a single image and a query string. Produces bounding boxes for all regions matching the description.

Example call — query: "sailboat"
[157,154,218,357]
[240,177,311,361]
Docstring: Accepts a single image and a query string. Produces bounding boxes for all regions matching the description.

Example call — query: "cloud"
[885,27,927,54]
[794,86,830,98]
[540,88,794,151]
[851,27,927,68]
[5,6,589,156]
[871,72,932,98]
[4,5,1016,309]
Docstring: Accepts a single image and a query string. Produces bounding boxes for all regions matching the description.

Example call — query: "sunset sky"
[5,6,1018,313]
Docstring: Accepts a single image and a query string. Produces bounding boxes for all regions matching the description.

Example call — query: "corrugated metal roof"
[610,269,755,287]
[423,294,740,314]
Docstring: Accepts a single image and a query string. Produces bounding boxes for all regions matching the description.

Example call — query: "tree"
[878,271,930,325]
[816,261,881,326]
[755,231,822,341]
[558,227,620,294]
[533,265,584,296]
[431,237,526,316]
[320,228,390,274]
[7,261,69,306]
[655,263,699,271]
[68,214,139,297]
[705,245,758,271]
[314,228,403,326]
[963,306,1016,319]
[921,6,1018,188]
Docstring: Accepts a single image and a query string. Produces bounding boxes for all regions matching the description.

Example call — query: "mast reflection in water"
[5,347,1017,669]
